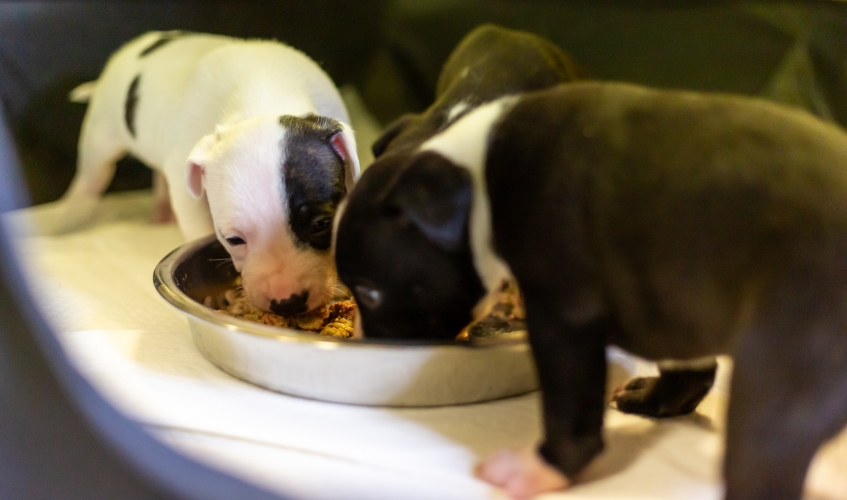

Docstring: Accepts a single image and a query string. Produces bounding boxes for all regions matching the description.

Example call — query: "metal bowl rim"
[153,235,527,350]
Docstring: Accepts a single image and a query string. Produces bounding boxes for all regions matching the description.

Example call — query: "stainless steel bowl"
[153,235,538,406]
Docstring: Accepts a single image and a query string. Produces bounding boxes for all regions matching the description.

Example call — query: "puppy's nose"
[270,291,309,316]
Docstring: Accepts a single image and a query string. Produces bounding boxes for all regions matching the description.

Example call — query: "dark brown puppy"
[370,23,583,158]
[335,81,847,499]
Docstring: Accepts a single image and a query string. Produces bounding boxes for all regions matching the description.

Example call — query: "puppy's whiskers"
[330,283,351,301]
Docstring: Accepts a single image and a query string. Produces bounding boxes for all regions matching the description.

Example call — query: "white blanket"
[9,190,847,500]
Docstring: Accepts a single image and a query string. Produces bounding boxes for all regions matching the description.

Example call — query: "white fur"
[420,97,518,299]
[39,32,360,312]
[475,446,570,499]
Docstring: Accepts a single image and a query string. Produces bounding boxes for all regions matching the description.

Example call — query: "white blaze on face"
[419,97,519,296]
[201,116,334,312]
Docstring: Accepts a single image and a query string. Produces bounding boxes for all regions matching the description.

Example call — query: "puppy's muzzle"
[270,291,309,316]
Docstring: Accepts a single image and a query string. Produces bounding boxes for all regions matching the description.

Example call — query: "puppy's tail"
[68,80,97,103]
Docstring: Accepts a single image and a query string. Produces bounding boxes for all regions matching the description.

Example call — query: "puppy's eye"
[354,285,383,310]
[311,217,331,234]
[225,236,246,246]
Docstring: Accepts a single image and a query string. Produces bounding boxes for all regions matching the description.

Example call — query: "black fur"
[335,152,485,340]
[124,74,140,138]
[280,114,346,251]
[270,291,309,316]
[138,31,188,58]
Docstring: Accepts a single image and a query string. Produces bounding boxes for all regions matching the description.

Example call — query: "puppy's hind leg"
[151,172,175,224]
[723,274,847,500]
[26,110,126,235]
[613,357,717,418]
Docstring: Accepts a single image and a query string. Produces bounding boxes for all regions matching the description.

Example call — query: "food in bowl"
[202,275,527,341]
[458,279,526,341]
[203,278,356,338]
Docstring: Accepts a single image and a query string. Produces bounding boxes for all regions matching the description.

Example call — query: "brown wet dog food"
[204,279,525,341]
[203,289,356,338]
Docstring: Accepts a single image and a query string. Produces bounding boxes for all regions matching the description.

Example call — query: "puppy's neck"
[420,97,518,306]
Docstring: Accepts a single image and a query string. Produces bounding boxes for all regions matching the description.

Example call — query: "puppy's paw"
[612,376,703,418]
[475,446,570,499]
[612,376,664,415]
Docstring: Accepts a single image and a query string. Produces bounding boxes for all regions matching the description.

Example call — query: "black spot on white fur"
[280,114,346,251]
[138,31,189,57]
[124,75,140,138]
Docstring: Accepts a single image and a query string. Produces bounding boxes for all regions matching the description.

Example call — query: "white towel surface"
[8,191,847,500]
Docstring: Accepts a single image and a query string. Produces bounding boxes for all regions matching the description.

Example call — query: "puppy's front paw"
[475,446,570,499]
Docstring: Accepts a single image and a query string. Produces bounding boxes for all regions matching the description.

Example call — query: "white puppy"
[45,31,360,315]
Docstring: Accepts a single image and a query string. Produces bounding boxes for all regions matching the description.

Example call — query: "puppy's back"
[487,82,847,357]
[81,32,235,152]
[189,40,348,123]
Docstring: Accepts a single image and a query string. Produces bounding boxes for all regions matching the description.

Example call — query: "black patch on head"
[124,74,140,138]
[280,114,346,251]
[138,31,188,57]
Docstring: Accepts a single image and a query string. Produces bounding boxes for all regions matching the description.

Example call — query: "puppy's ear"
[186,133,217,199]
[330,122,361,193]
[371,114,415,158]
[186,163,204,199]
[386,152,473,252]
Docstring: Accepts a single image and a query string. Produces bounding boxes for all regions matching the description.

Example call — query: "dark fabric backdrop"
[1,1,845,205]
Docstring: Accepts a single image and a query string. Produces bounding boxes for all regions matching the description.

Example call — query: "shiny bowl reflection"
[153,235,538,406]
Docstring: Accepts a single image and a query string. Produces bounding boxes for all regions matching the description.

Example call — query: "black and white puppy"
[355,23,712,418]
[34,31,360,315]
[335,81,847,499]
